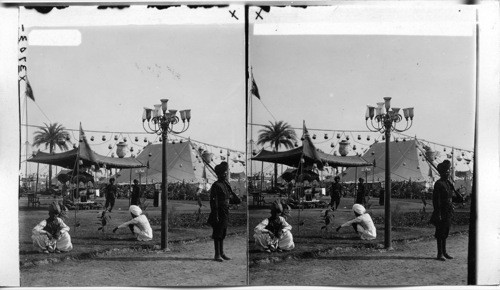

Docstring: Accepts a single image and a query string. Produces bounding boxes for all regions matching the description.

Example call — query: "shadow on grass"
[95,256,214,262]
[313,255,435,261]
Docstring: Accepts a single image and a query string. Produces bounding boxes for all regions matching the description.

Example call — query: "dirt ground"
[249,233,469,286]
[21,234,248,287]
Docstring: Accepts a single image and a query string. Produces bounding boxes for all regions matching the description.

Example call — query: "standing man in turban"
[32,202,73,253]
[431,160,462,261]
[208,162,241,262]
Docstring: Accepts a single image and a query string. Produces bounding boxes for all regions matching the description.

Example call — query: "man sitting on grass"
[336,204,377,240]
[253,201,295,252]
[32,202,73,253]
[113,205,153,241]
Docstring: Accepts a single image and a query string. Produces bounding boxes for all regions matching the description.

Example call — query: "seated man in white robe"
[113,205,153,241]
[32,202,73,253]
[336,203,377,240]
[254,201,295,252]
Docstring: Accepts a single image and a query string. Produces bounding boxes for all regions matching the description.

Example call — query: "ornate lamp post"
[142,99,191,250]
[365,97,414,249]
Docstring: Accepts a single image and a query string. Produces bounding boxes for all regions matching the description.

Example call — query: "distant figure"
[379,188,385,206]
[430,160,463,261]
[130,179,141,206]
[336,204,376,240]
[32,202,73,253]
[113,205,153,241]
[105,178,117,212]
[356,178,366,205]
[254,200,295,252]
[330,176,342,210]
[207,162,240,262]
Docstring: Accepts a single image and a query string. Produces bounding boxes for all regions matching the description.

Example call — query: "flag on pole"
[251,73,261,99]
[25,77,35,101]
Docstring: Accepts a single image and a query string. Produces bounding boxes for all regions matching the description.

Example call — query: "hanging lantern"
[135,137,139,142]
[180,139,183,143]
[338,140,350,156]
[90,136,94,141]
[149,153,152,157]
[324,133,328,140]
[144,138,147,143]
[367,136,371,141]
[301,136,305,141]
[114,135,118,141]
[403,138,406,142]
[337,133,341,139]
[159,137,162,142]
[66,136,71,141]
[395,138,399,143]
[294,142,298,147]
[462,152,465,157]
[116,142,128,158]
[457,156,462,161]
[382,136,385,140]
[130,147,134,152]
[102,135,106,141]
[443,147,446,152]
[238,154,241,158]
[357,134,361,140]
[330,143,334,148]
[252,150,256,156]
[371,151,375,156]
[353,145,357,150]
[312,134,316,140]
[124,137,127,142]
[220,149,223,154]
[346,136,350,141]
[108,144,112,149]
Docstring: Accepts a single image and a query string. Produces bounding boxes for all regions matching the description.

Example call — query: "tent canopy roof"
[252,147,372,169]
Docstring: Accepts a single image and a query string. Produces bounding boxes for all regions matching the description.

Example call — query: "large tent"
[342,138,447,184]
[114,141,217,185]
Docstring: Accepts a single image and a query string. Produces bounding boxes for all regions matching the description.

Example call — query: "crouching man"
[336,204,376,240]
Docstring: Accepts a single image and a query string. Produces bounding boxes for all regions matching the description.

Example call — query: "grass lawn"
[19,196,246,267]
[248,195,470,264]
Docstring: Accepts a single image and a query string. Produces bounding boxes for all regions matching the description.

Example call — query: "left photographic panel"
[16,5,246,287]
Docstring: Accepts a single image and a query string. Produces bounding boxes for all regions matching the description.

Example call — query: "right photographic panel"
[247,5,477,286]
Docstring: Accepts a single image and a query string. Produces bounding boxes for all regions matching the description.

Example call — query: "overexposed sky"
[20,6,245,176]
[248,6,475,166]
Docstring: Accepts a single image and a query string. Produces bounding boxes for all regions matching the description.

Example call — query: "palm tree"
[32,122,70,189]
[257,120,297,188]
